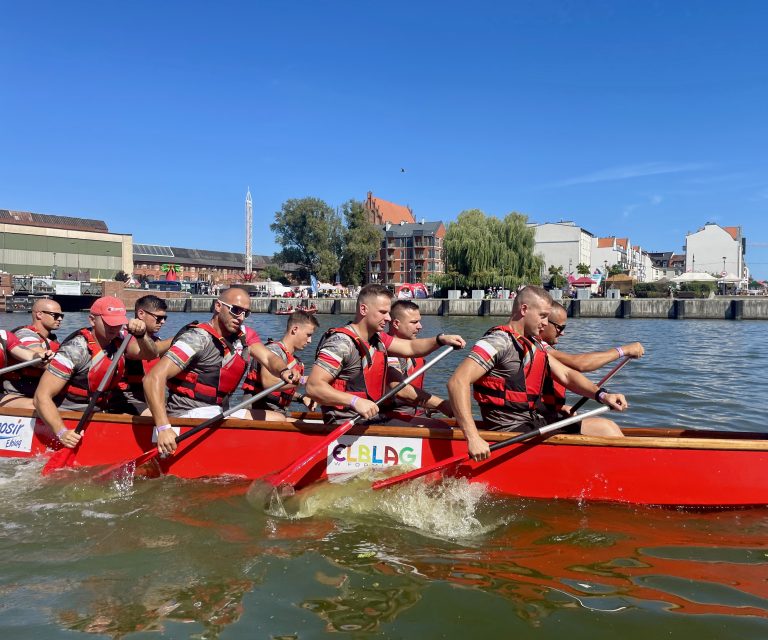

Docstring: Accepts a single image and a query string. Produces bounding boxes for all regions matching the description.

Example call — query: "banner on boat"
[0,415,36,453]
[327,435,422,475]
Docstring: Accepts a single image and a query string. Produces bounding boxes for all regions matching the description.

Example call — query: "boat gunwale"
[3,408,768,453]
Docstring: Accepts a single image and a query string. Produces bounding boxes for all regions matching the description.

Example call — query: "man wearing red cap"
[34,296,159,448]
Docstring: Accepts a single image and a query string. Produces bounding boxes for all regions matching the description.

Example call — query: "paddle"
[0,357,44,377]
[92,380,287,480]
[372,356,632,491]
[42,331,133,475]
[372,405,610,490]
[262,344,458,493]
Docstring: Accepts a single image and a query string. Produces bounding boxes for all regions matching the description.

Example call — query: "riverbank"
[165,295,768,320]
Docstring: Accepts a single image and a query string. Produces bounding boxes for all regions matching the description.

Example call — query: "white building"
[684,223,748,282]
[530,221,594,276]
[591,236,630,275]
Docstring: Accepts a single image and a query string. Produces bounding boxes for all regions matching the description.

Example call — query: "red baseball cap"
[90,296,128,326]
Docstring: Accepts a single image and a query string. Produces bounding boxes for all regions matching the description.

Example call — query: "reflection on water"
[2,313,768,637]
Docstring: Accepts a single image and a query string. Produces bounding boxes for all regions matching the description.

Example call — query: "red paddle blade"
[264,419,355,489]
[92,448,160,482]
[371,452,467,490]
[41,446,78,476]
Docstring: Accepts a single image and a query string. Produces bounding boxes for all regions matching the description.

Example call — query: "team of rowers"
[0,284,643,461]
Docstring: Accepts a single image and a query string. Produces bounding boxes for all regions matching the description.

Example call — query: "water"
[2,312,768,638]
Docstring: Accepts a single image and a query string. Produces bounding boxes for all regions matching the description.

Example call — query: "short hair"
[135,294,168,314]
[511,285,553,314]
[287,310,319,330]
[390,299,420,321]
[549,301,567,318]
[357,283,392,306]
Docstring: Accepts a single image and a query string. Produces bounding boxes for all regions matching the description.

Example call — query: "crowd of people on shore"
[0,284,644,459]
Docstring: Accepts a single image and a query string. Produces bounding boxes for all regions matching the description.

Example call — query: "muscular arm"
[549,342,644,372]
[306,365,380,419]
[388,334,465,357]
[33,372,74,445]
[249,343,296,383]
[143,357,182,430]
[446,358,490,460]
[549,356,628,411]
[125,320,159,361]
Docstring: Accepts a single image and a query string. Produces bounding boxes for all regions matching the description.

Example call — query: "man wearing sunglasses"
[536,301,644,436]
[145,287,297,456]
[113,295,174,416]
[0,298,62,408]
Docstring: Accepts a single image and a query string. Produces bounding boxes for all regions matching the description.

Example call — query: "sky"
[1,1,767,277]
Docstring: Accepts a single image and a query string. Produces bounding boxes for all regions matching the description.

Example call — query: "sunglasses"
[143,310,168,323]
[41,310,65,321]
[218,300,251,318]
[550,320,566,336]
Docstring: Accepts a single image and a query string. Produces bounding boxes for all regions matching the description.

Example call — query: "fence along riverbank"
[167,296,768,320]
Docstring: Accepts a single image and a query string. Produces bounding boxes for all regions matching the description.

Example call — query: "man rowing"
[113,295,174,416]
[384,300,453,420]
[146,287,297,456]
[538,301,644,424]
[242,309,319,414]
[306,284,465,425]
[0,298,62,409]
[34,296,159,448]
[447,286,629,461]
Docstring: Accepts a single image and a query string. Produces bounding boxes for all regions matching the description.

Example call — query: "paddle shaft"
[568,356,631,415]
[372,405,610,490]
[266,344,458,488]
[92,381,287,479]
[0,357,44,376]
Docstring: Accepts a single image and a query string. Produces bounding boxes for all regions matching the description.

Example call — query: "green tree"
[338,199,383,286]
[608,264,625,276]
[261,264,289,285]
[548,265,567,289]
[576,263,591,276]
[270,197,343,282]
[443,210,543,290]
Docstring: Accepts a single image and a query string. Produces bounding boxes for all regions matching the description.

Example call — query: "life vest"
[64,328,126,406]
[242,340,303,407]
[401,356,425,389]
[167,322,249,406]
[540,372,566,413]
[472,325,548,412]
[118,335,160,391]
[0,330,8,370]
[4,325,60,382]
[318,326,388,406]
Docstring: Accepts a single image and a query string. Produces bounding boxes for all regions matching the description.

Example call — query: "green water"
[1,313,768,637]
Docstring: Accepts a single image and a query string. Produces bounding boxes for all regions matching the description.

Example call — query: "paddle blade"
[263,419,355,489]
[92,448,161,482]
[41,446,78,476]
[372,452,467,490]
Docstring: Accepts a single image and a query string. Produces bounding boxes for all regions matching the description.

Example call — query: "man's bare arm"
[549,342,644,372]
[447,358,489,460]
[33,372,75,446]
[306,366,379,420]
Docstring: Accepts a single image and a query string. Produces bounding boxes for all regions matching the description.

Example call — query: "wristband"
[349,395,359,408]
[54,428,65,440]
[436,333,445,346]
[615,346,625,358]
[595,387,609,403]
[299,375,307,385]
[280,368,291,377]
[155,424,173,433]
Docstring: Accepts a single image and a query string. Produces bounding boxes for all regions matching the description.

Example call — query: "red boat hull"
[3,409,768,507]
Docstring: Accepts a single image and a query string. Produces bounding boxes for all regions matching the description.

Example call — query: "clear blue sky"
[2,1,767,277]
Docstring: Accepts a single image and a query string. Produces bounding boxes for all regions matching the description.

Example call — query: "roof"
[377,221,444,237]
[0,209,109,233]
[723,226,740,241]
[133,245,285,270]
[365,191,415,225]
[616,238,629,250]
[596,237,615,248]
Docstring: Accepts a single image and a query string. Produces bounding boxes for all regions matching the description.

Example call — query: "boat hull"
[2,409,768,507]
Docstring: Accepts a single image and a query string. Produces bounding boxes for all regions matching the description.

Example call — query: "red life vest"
[403,356,425,389]
[0,330,9,370]
[64,328,126,406]
[472,325,548,412]
[118,335,160,391]
[539,345,566,413]
[4,325,60,382]
[320,326,388,406]
[242,340,303,407]
[167,322,249,406]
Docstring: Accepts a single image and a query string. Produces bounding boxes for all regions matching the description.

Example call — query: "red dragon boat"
[2,407,768,507]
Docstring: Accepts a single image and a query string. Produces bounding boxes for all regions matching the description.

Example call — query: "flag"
[310,274,319,295]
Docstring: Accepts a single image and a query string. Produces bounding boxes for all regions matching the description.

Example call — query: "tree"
[548,265,567,289]
[338,199,383,286]
[577,263,591,276]
[270,198,343,282]
[608,264,625,276]
[114,270,130,282]
[262,264,289,285]
[443,210,543,290]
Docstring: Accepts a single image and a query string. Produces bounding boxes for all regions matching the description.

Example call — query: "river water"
[1,311,768,638]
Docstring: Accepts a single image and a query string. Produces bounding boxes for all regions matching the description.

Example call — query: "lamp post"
[722,256,727,274]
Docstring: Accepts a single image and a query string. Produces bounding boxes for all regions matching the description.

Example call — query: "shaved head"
[32,298,61,313]
[511,286,553,314]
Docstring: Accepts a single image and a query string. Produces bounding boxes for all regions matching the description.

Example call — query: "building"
[684,223,748,282]
[530,221,594,276]
[0,209,132,280]
[132,244,298,285]
[368,221,446,287]
[591,236,631,275]
[648,251,685,279]
[364,191,415,225]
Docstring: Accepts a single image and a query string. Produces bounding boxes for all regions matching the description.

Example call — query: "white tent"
[717,272,742,283]
[671,272,718,283]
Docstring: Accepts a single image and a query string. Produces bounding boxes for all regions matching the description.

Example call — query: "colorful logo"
[327,435,423,475]
[0,416,35,453]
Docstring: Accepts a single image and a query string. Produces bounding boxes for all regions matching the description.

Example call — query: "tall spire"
[245,187,253,278]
